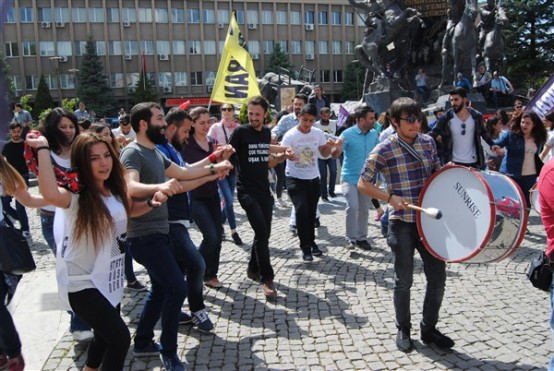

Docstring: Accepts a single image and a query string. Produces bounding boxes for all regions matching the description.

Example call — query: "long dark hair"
[71,132,129,248]
[512,111,547,145]
[40,107,80,155]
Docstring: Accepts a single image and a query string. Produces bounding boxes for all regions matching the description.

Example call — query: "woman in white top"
[0,155,48,370]
[539,111,554,162]
[26,132,166,371]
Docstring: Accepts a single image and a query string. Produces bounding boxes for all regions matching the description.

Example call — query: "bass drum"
[417,164,528,263]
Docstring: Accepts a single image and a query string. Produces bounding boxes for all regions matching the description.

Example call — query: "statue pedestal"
[363,78,411,113]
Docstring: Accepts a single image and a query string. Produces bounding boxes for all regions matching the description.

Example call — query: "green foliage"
[19,94,33,112]
[341,62,366,101]
[33,75,55,120]
[61,97,79,111]
[129,72,159,106]
[503,0,554,89]
[265,44,293,75]
[78,37,114,117]
[0,53,17,102]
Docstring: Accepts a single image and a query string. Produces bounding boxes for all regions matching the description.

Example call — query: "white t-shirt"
[545,132,554,161]
[451,113,477,164]
[112,126,137,140]
[282,126,327,179]
[55,193,127,308]
[314,120,337,160]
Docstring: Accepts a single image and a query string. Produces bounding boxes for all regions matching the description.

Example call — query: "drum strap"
[397,136,431,178]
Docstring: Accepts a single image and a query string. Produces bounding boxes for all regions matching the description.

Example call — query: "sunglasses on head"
[221,107,233,112]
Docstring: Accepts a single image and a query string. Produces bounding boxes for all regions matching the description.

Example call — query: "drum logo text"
[454,182,482,219]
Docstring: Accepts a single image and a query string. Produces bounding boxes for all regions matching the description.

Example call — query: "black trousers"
[286,177,320,251]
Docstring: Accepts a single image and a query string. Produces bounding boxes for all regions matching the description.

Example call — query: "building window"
[290,11,301,25]
[190,72,203,86]
[122,8,137,22]
[318,11,328,25]
[109,41,122,55]
[19,8,33,23]
[72,8,86,23]
[189,41,201,54]
[332,12,341,25]
[126,73,139,88]
[55,8,69,23]
[248,40,260,55]
[203,9,215,24]
[172,40,186,55]
[124,41,138,56]
[247,10,258,25]
[13,76,22,91]
[357,15,365,26]
[319,41,328,54]
[89,8,105,23]
[291,41,302,55]
[333,70,343,83]
[276,11,287,25]
[22,41,36,56]
[320,70,330,83]
[187,9,200,23]
[110,73,125,88]
[38,8,52,22]
[155,9,168,23]
[96,41,106,56]
[277,41,288,53]
[305,11,314,25]
[5,8,16,23]
[345,41,354,54]
[108,8,119,22]
[74,41,87,56]
[305,41,315,55]
[345,12,354,26]
[5,42,18,57]
[332,41,341,54]
[158,72,173,88]
[262,10,273,24]
[204,41,216,55]
[25,75,39,90]
[172,9,184,23]
[39,41,55,57]
[157,41,170,55]
[140,41,154,55]
[236,10,245,24]
[175,72,188,86]
[59,74,76,89]
[138,8,152,23]
[218,41,224,53]
[57,41,72,56]
[218,9,229,24]
[205,71,216,87]
[263,41,274,54]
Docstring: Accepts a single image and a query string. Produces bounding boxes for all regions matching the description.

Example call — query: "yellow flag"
[210,13,261,104]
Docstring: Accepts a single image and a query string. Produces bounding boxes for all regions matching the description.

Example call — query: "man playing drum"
[357,97,454,353]
[430,87,500,168]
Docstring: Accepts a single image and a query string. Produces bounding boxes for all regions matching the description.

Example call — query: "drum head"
[417,166,495,262]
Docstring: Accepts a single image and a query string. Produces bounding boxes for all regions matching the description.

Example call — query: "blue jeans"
[286,177,320,252]
[168,223,206,312]
[219,172,237,230]
[318,158,337,198]
[238,192,274,283]
[191,196,223,280]
[0,273,21,358]
[387,220,446,330]
[124,245,137,283]
[511,174,537,209]
[128,233,187,356]
[1,196,29,232]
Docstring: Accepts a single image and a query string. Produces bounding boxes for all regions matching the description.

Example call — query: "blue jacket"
[494,131,543,177]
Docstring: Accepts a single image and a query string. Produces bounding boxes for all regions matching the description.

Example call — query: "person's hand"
[25,130,49,148]
[284,147,295,160]
[214,160,233,177]
[159,178,183,197]
[213,144,236,161]
[150,191,168,207]
[492,145,502,155]
[389,195,408,211]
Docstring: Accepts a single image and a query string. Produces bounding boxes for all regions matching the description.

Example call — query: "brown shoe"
[262,281,277,300]
[204,277,223,288]
[247,269,261,282]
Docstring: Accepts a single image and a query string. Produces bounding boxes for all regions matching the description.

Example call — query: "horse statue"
[482,5,507,73]
[349,0,424,91]
[440,0,478,88]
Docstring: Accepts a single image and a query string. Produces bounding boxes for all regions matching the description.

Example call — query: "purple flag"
[528,74,554,118]
[336,105,350,130]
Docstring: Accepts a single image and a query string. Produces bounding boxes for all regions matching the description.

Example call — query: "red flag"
[141,53,147,89]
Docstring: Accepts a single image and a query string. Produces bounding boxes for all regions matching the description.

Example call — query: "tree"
[33,75,55,120]
[78,38,114,117]
[341,61,367,101]
[129,72,159,106]
[503,0,554,89]
[0,53,17,103]
[265,44,293,75]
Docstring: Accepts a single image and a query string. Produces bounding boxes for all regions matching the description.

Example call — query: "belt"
[40,209,55,217]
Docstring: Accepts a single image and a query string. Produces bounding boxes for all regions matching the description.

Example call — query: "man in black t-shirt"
[2,122,31,237]
[229,96,294,300]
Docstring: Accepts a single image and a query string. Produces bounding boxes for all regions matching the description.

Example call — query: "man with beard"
[156,107,233,332]
[229,96,294,299]
[112,113,136,147]
[120,102,232,370]
[430,87,500,168]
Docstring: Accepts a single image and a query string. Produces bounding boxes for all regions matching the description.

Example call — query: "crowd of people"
[1,86,553,370]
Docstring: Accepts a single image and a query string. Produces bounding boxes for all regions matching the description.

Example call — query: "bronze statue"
[480,0,507,73]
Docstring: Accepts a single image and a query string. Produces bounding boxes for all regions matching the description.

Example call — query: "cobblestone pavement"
[17,191,551,370]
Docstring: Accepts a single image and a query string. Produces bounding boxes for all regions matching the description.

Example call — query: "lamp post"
[68,68,79,98]
[49,56,63,101]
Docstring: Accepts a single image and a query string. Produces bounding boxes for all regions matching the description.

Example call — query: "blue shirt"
[271,112,298,140]
[339,124,379,185]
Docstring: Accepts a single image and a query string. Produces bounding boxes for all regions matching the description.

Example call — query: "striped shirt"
[360,133,440,223]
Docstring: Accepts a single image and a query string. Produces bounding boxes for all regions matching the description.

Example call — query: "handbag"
[527,251,553,292]
[0,217,36,275]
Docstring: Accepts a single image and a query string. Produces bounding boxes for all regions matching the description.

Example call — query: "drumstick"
[406,204,443,220]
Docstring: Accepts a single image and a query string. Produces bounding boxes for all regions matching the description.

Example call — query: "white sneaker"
[276,198,288,208]
[72,330,94,342]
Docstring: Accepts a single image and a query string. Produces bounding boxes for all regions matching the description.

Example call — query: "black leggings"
[68,289,130,370]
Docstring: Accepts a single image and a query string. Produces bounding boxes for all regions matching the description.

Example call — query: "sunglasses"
[461,123,466,136]
[399,115,422,124]
[515,105,523,109]
[221,107,233,112]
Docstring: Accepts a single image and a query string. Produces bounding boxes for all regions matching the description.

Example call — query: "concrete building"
[2,0,371,111]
